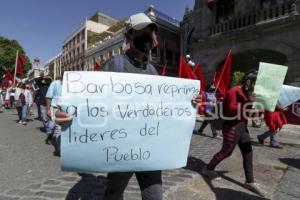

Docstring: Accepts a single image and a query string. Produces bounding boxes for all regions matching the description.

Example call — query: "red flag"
[284,100,300,125]
[5,70,14,82]
[93,58,101,71]
[212,50,232,97]
[16,54,26,76]
[161,63,167,76]
[194,64,207,92]
[178,56,197,79]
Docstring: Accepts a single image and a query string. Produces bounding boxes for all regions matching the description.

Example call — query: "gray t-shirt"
[102,55,158,75]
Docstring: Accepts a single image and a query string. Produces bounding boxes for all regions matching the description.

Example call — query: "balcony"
[210,1,297,35]
[144,8,180,27]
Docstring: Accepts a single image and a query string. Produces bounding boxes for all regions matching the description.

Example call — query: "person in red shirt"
[202,69,265,197]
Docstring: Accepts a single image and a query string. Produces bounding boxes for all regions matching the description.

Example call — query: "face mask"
[133,34,152,53]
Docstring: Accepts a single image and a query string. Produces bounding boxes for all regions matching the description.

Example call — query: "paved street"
[0,108,299,200]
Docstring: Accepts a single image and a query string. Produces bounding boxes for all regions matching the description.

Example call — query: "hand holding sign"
[60,72,200,173]
[55,110,72,124]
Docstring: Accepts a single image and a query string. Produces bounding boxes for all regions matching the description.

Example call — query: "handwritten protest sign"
[278,85,300,108]
[253,62,287,112]
[60,71,200,172]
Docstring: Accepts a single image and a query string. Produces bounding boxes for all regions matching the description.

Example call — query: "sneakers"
[198,129,206,136]
[202,166,220,180]
[45,134,53,145]
[17,120,22,124]
[252,123,261,128]
[244,182,265,197]
[257,135,264,145]
[270,143,282,149]
[22,121,27,125]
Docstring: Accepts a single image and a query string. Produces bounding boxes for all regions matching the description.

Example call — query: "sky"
[0,0,195,66]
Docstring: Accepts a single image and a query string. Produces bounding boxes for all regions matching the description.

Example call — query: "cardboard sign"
[60,71,200,172]
[278,85,300,108]
[253,62,287,111]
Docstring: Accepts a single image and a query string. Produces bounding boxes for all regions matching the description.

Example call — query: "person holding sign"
[92,13,201,200]
[103,13,201,200]
[202,69,265,197]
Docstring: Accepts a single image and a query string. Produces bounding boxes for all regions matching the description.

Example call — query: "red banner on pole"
[16,54,26,76]
[212,50,232,97]
[284,100,300,125]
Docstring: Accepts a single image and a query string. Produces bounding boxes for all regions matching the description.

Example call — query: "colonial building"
[182,0,300,84]
[27,57,42,84]
[44,53,62,80]
[61,12,117,73]
[85,5,181,76]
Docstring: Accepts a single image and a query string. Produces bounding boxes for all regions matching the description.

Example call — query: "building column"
[163,49,167,64]
[54,62,57,80]
[172,51,176,66]
[157,48,161,63]
[287,50,300,83]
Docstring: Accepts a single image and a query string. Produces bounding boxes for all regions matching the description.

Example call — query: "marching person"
[56,12,202,200]
[198,85,218,137]
[18,83,33,125]
[35,72,54,143]
[46,76,62,155]
[34,70,50,120]
[202,69,265,197]
[9,84,16,109]
[257,102,287,148]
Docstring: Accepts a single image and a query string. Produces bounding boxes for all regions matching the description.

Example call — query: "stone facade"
[182,0,300,84]
[44,53,62,80]
[61,12,117,73]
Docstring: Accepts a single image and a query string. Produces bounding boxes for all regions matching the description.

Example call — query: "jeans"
[36,102,41,119]
[54,125,61,153]
[258,130,278,144]
[17,106,22,121]
[105,171,162,200]
[40,105,55,134]
[199,120,217,135]
[10,96,14,108]
[21,104,28,122]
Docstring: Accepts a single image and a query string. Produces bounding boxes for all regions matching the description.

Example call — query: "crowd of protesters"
[0,81,34,125]
[0,12,296,199]
[0,70,62,156]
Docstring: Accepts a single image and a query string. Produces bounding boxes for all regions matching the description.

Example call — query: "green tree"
[0,36,31,78]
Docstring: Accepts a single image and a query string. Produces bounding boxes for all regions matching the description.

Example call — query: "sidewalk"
[273,147,300,200]
[0,108,299,200]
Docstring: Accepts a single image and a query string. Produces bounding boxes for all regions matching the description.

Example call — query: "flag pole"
[13,50,19,85]
[214,50,232,94]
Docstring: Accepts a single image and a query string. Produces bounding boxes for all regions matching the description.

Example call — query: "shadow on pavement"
[36,126,46,133]
[213,188,268,200]
[66,173,107,200]
[279,158,300,169]
[185,157,269,200]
